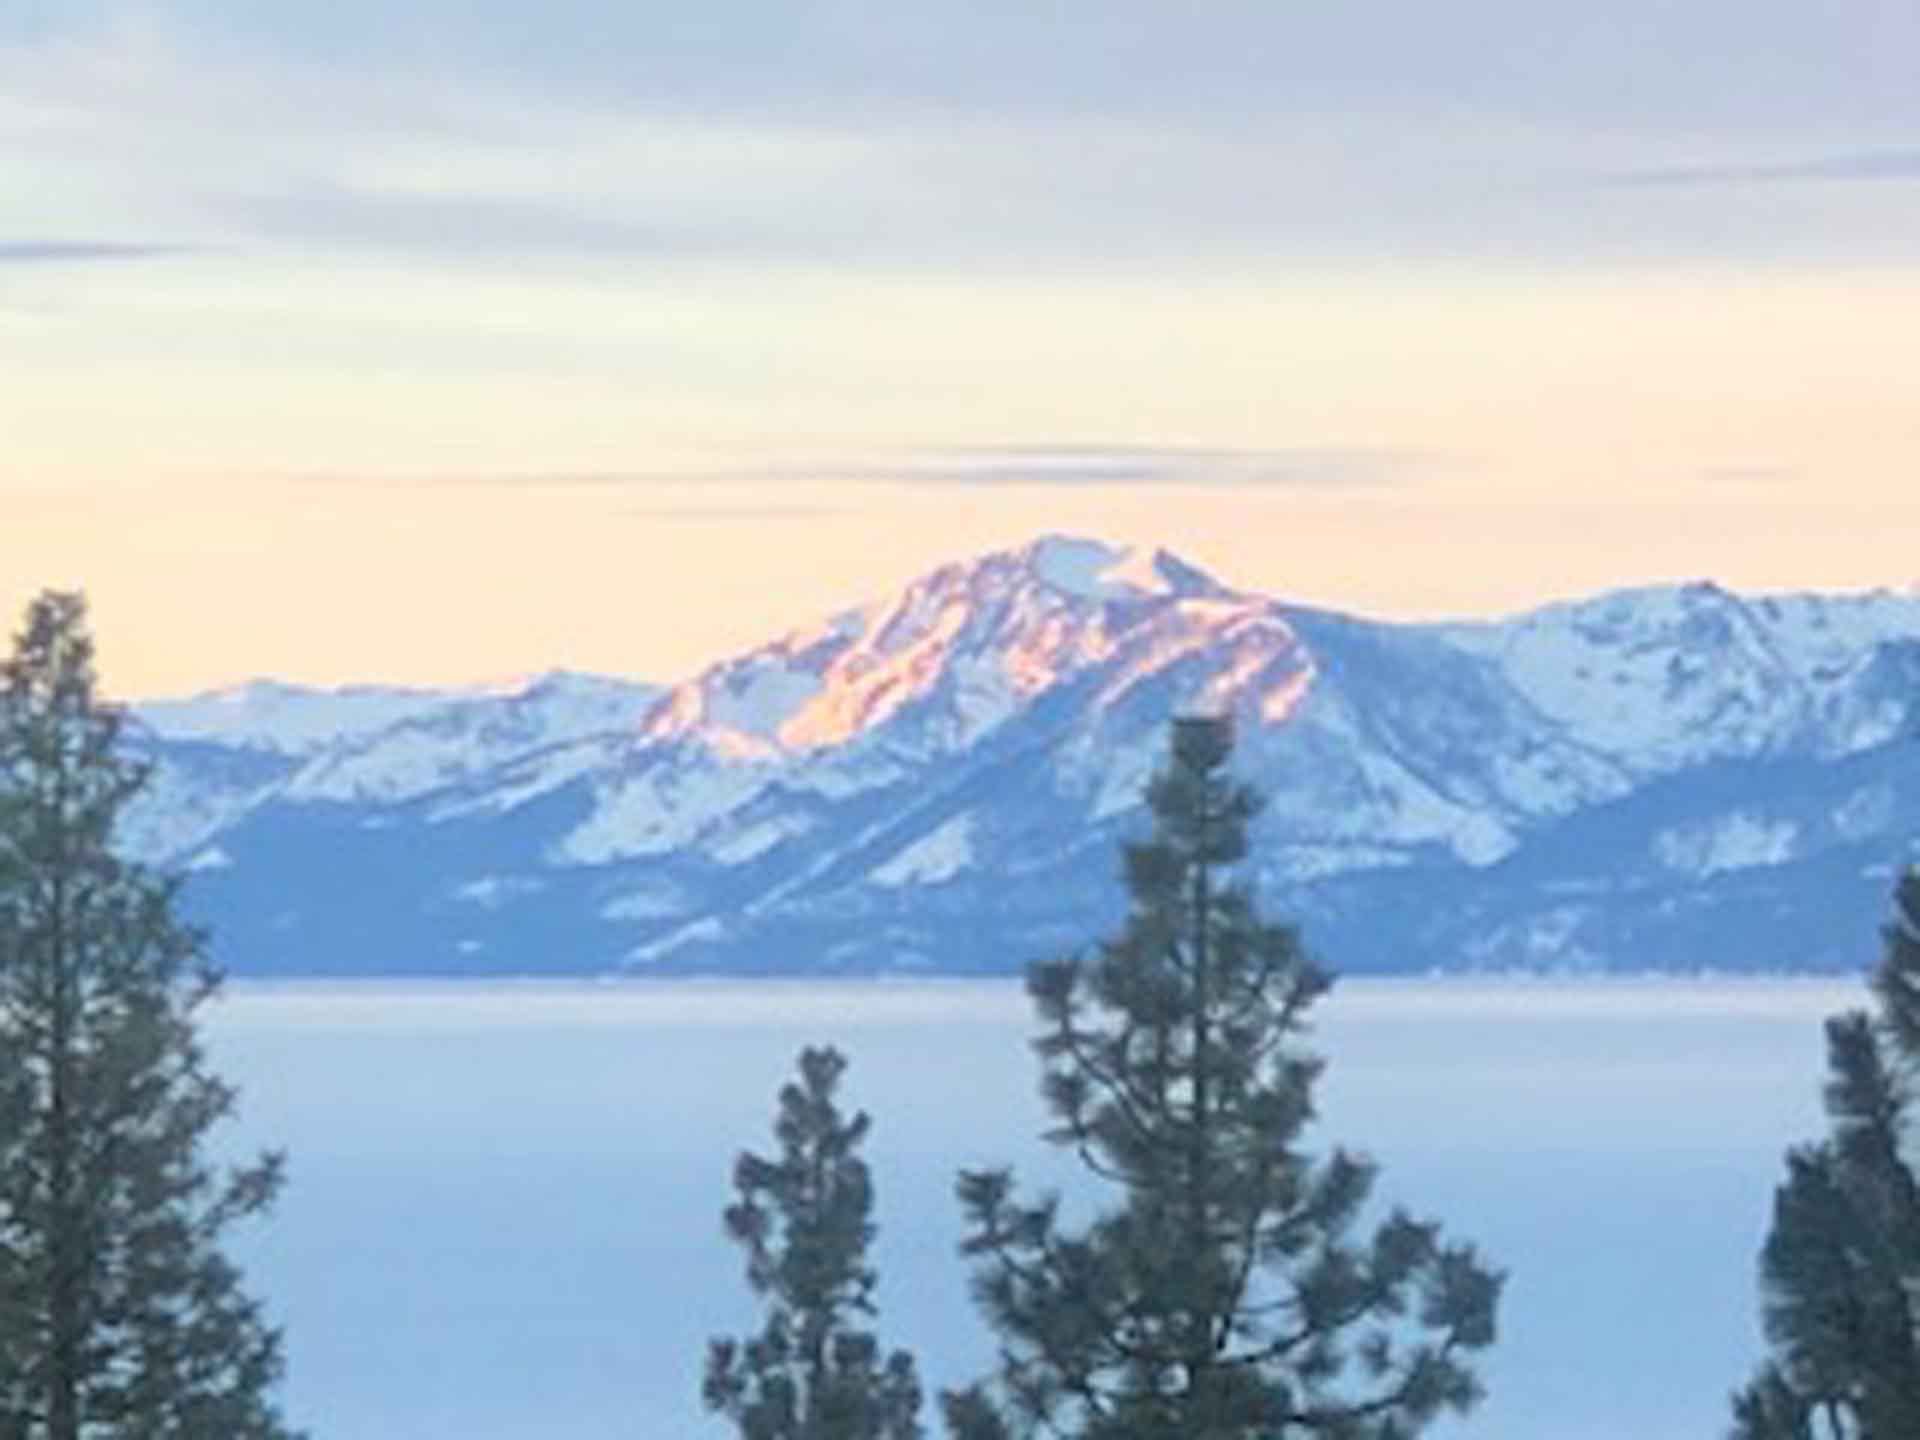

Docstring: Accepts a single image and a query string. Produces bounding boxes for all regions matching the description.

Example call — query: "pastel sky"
[4,3,1917,697]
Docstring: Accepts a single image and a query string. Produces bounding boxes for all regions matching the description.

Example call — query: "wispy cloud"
[280,447,1436,492]
[1602,150,1920,189]
[860,445,1433,489]
[11,10,1920,274]
[620,504,846,522]
[280,471,697,489]
[228,184,699,262]
[0,240,195,264]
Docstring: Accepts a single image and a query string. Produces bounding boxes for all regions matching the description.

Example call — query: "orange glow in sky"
[4,12,1916,696]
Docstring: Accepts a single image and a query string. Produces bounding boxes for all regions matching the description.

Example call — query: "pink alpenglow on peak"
[634,537,1316,760]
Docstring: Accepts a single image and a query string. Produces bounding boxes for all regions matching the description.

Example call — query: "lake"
[202,976,1862,1439]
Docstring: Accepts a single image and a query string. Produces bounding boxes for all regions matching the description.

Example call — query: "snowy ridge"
[281,671,662,805]
[1439,582,1920,766]
[121,537,1920,977]
[132,680,460,755]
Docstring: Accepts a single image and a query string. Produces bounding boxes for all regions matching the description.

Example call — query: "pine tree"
[0,591,299,1439]
[704,1045,923,1440]
[946,717,1502,1440]
[1730,870,1920,1440]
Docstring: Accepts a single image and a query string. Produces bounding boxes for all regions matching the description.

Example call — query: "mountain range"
[120,535,1920,977]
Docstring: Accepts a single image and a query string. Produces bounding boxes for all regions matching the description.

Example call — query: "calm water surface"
[203,977,1862,1439]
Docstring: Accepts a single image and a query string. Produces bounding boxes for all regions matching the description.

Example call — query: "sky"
[4,2,1918,697]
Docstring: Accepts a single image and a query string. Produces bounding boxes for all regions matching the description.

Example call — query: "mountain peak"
[636,534,1278,758]
[1018,534,1229,602]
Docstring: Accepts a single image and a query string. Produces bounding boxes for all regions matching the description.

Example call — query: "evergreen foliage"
[1730,870,1920,1439]
[945,717,1503,1440]
[0,591,299,1439]
[705,1045,923,1440]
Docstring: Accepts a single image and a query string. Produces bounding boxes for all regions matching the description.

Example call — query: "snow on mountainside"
[546,537,1308,872]
[126,537,1920,977]
[279,671,662,805]
[1439,582,1920,766]
[123,671,662,864]
[636,535,1239,757]
[134,680,461,755]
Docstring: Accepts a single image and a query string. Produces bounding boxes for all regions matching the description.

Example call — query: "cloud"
[1602,150,1920,189]
[0,240,194,264]
[278,448,1434,492]
[227,183,702,261]
[621,504,846,522]
[59,0,1920,141]
[280,471,695,489]
[14,7,1920,277]
[860,446,1432,489]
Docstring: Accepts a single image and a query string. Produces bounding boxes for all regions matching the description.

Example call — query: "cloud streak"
[282,447,1435,492]
[862,446,1433,489]
[1602,150,1920,188]
[11,11,1920,275]
[620,504,847,522]
[0,240,195,264]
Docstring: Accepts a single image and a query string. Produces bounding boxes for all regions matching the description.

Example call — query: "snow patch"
[870,815,975,887]
[452,875,545,909]
[427,738,620,823]
[1001,609,1117,697]
[1834,784,1896,843]
[1272,843,1416,880]
[706,815,812,865]
[115,758,278,865]
[1653,813,1799,877]
[601,881,691,921]
[1027,536,1133,599]
[627,916,727,964]
[779,593,971,749]
[1452,813,1519,867]
[1025,536,1224,602]
[701,727,784,762]
[555,759,771,865]
[786,747,910,801]
[1463,907,1604,970]
[1260,664,1314,724]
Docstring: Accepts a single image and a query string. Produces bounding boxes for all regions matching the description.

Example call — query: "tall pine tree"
[705,1045,923,1440]
[1730,869,1920,1440]
[0,591,299,1439]
[947,717,1502,1440]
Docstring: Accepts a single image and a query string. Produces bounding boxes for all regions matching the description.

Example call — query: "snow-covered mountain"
[124,536,1920,976]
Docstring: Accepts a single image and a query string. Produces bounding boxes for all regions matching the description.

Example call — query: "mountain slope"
[124,536,1920,976]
